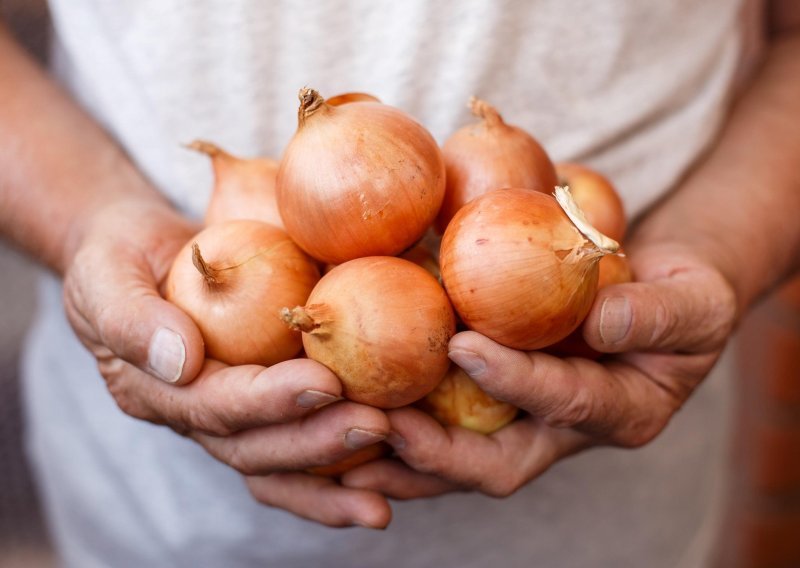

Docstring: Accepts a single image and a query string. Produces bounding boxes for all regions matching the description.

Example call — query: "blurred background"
[0,2,798,568]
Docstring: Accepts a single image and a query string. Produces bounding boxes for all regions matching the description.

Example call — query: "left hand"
[340,244,737,499]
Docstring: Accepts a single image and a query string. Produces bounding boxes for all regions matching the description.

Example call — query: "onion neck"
[553,186,620,255]
[469,96,504,128]
[186,139,231,160]
[280,306,321,333]
[298,88,327,127]
[192,242,222,286]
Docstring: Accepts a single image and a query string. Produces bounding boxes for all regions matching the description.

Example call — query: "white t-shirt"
[23,1,747,567]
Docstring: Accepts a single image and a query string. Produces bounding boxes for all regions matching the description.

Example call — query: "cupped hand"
[62,200,391,528]
[341,244,737,499]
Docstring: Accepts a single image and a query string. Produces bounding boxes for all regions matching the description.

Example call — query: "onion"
[435,97,558,233]
[417,365,517,434]
[546,250,633,359]
[325,92,381,106]
[187,140,282,229]
[440,187,619,350]
[598,250,633,289]
[400,241,440,280]
[281,256,456,408]
[556,162,626,242]
[306,442,390,477]
[276,88,446,264]
[165,220,320,366]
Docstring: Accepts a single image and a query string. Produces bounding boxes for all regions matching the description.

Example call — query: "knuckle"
[184,404,234,437]
[542,386,593,429]
[481,472,521,498]
[614,412,668,448]
[225,442,259,476]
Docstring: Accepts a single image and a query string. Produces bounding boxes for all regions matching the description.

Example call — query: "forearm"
[0,22,170,275]
[630,32,800,315]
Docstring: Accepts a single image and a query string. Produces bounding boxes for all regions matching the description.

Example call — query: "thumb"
[64,244,205,386]
[582,265,737,354]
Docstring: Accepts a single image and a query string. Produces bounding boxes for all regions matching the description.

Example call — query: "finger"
[447,331,676,444]
[246,472,392,529]
[192,400,390,474]
[342,458,461,499]
[101,357,343,436]
[65,233,205,385]
[376,408,587,497]
[582,264,736,354]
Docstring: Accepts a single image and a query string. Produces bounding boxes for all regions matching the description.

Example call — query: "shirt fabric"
[23,1,747,566]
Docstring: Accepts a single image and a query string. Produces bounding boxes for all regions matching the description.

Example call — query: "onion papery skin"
[435,98,558,233]
[546,251,633,359]
[165,220,320,367]
[283,256,456,409]
[276,89,446,265]
[440,188,603,351]
[556,162,626,242]
[417,364,517,434]
[188,140,282,229]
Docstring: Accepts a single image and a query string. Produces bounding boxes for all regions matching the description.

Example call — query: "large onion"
[440,187,618,350]
[276,88,446,264]
[165,220,319,366]
[435,97,557,233]
[281,256,455,408]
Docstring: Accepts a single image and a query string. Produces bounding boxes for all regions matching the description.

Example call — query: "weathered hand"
[62,201,391,528]
[341,244,737,499]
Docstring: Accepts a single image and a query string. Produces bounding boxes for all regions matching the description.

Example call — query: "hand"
[341,244,737,499]
[62,201,392,528]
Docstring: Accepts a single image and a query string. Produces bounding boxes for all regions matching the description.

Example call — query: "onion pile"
[163,90,630,458]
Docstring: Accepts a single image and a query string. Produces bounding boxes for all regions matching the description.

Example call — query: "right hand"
[62,199,392,528]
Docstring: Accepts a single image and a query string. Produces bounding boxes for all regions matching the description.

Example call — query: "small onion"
[276,88,446,264]
[187,140,282,229]
[435,97,558,233]
[556,162,626,242]
[440,187,619,350]
[165,220,320,366]
[417,365,517,434]
[281,256,456,409]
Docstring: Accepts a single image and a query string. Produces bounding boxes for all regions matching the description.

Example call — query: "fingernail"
[448,349,486,377]
[344,428,386,450]
[386,431,406,451]
[296,390,341,409]
[148,327,185,383]
[599,297,632,345]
